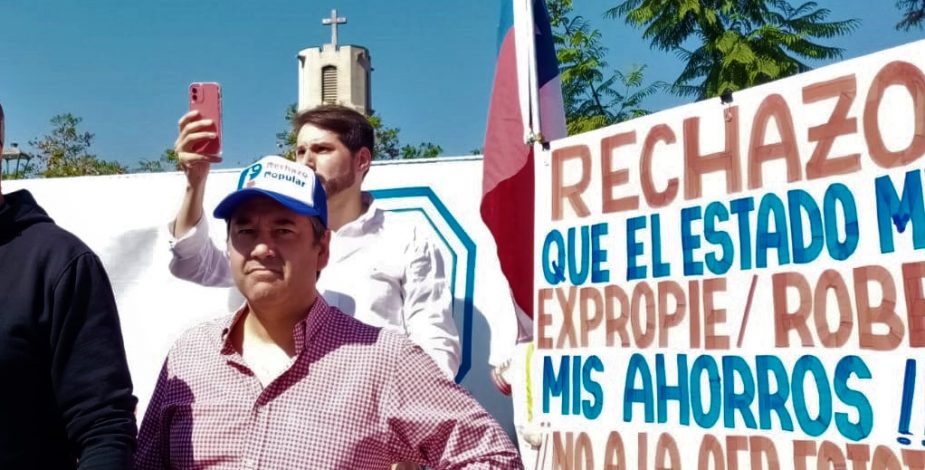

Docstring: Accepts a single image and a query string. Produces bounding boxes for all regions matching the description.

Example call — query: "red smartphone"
[188,82,222,156]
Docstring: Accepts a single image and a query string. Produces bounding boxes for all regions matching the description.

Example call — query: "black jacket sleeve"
[48,252,137,468]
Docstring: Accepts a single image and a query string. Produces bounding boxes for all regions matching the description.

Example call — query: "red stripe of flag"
[481,0,565,324]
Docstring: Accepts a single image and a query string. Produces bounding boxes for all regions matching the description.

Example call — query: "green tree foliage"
[276,103,300,161]
[277,104,443,161]
[2,169,30,181]
[1,144,37,180]
[136,148,180,172]
[897,0,925,30]
[368,113,441,160]
[28,114,126,177]
[367,113,401,160]
[401,142,442,160]
[548,0,665,135]
[607,0,859,100]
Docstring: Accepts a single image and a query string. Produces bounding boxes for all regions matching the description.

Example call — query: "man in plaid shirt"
[135,155,522,469]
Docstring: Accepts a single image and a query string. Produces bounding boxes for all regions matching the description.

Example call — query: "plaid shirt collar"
[216,295,331,357]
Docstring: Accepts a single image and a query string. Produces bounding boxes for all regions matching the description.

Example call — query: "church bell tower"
[297,9,372,115]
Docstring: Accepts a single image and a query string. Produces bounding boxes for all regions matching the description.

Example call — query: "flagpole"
[523,0,543,145]
[513,0,540,145]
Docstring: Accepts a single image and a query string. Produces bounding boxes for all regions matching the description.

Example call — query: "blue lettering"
[704,201,733,275]
[623,353,654,423]
[756,355,794,431]
[583,355,605,419]
[788,190,823,264]
[590,223,610,283]
[756,193,791,268]
[876,170,925,253]
[791,355,832,437]
[567,227,590,285]
[571,355,582,415]
[542,230,565,285]
[722,355,757,429]
[730,197,755,270]
[626,216,646,281]
[543,355,569,415]
[656,354,690,425]
[690,355,721,428]
[833,355,873,441]
[681,206,703,276]
[651,215,671,278]
[823,184,859,261]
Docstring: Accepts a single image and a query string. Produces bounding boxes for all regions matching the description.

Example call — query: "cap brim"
[213,188,324,222]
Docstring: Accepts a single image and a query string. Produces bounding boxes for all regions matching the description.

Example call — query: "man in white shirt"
[167,104,461,379]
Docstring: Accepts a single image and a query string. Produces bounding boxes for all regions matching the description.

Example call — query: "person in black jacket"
[0,103,137,468]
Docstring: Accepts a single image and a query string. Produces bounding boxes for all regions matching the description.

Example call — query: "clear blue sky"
[1,0,922,169]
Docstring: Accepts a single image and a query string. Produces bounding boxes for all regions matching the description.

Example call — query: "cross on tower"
[322,9,347,47]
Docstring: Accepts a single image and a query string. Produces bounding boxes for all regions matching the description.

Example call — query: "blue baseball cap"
[213,155,328,227]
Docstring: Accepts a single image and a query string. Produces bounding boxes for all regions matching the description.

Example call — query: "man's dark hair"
[292,105,374,158]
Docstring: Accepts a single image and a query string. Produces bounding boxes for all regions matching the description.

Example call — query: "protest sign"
[534,39,925,469]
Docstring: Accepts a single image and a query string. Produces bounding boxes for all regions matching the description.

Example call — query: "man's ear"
[317,229,332,271]
[354,147,372,175]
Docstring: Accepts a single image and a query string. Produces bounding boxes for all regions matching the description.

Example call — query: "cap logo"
[215,155,327,227]
[263,160,310,190]
[238,162,263,189]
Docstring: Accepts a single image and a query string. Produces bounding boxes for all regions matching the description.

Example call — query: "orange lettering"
[864,61,925,168]
[641,124,679,208]
[601,131,639,213]
[552,145,592,221]
[802,75,860,179]
[683,109,742,200]
[748,94,801,189]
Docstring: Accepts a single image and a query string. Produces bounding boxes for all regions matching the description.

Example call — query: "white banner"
[533,39,925,469]
[7,156,524,434]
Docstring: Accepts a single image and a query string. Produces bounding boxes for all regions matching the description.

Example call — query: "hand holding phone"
[188,82,222,157]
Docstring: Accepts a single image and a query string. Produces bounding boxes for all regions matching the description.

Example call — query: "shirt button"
[243,458,257,469]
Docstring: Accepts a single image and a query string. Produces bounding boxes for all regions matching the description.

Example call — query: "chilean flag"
[481,0,566,329]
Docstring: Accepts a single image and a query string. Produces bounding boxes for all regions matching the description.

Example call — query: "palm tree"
[896,0,925,30]
[607,0,859,100]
